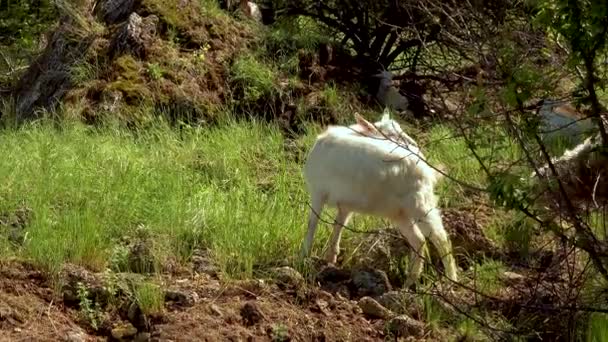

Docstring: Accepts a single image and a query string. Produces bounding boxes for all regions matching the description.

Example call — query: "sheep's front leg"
[418,208,458,283]
[324,206,352,264]
[395,217,426,289]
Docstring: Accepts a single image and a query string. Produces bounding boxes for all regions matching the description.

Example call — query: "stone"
[357,296,392,319]
[351,268,391,297]
[270,266,304,289]
[64,330,87,342]
[387,315,425,338]
[240,301,265,326]
[111,322,138,339]
[165,289,197,307]
[500,271,526,285]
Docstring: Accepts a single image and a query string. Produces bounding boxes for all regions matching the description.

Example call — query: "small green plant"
[70,60,98,83]
[269,323,290,342]
[320,83,340,109]
[471,259,507,295]
[146,62,165,80]
[76,282,104,330]
[504,214,534,259]
[109,243,130,272]
[134,281,165,316]
[194,43,211,62]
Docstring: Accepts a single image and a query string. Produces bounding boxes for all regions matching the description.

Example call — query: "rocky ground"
[0,256,450,342]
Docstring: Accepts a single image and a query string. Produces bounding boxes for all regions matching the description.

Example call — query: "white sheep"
[301,111,457,288]
[538,99,596,147]
[372,70,409,113]
[348,108,419,148]
[239,0,262,22]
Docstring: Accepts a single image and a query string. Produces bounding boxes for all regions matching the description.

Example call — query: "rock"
[209,303,223,317]
[64,330,87,342]
[387,315,425,338]
[351,268,391,297]
[192,255,219,277]
[240,301,265,326]
[59,264,110,308]
[95,0,135,24]
[270,266,304,289]
[357,296,392,319]
[134,332,152,342]
[13,19,96,120]
[111,323,138,339]
[500,271,525,285]
[311,299,331,316]
[109,12,159,59]
[165,289,197,307]
[127,239,156,274]
[316,265,351,283]
[316,290,333,302]
[127,301,148,331]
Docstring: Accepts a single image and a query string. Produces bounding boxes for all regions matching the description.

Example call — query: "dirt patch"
[0,260,100,341]
[0,260,393,341]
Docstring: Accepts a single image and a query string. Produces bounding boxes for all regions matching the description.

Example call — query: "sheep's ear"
[354,113,378,135]
[381,107,391,121]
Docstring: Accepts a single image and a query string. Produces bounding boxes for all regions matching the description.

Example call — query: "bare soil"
[0,260,396,342]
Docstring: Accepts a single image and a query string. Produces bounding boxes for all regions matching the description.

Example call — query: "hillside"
[1,0,608,341]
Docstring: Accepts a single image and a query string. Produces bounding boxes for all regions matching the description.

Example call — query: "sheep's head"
[352,108,419,148]
[371,71,394,88]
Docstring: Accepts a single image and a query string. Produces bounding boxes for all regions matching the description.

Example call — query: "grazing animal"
[301,111,457,288]
[348,108,419,148]
[537,99,596,146]
[371,70,409,112]
[239,0,262,22]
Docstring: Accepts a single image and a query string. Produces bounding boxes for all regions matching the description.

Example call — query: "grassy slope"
[0,114,517,276]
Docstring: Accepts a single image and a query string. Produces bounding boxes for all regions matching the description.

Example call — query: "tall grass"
[0,118,316,277]
[0,114,525,281]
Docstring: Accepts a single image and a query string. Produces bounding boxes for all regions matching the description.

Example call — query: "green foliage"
[230,55,278,104]
[76,282,104,330]
[471,259,507,295]
[134,281,164,316]
[487,172,532,211]
[536,0,608,65]
[269,323,290,342]
[586,313,608,342]
[503,214,535,259]
[146,63,165,81]
[0,0,57,46]
[264,16,328,73]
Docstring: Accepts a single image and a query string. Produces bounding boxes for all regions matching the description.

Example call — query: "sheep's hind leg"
[301,193,326,259]
[324,206,352,264]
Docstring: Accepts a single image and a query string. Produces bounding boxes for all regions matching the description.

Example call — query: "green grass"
[230,54,278,104]
[0,117,325,278]
[587,313,608,342]
[134,281,165,316]
[0,110,528,282]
